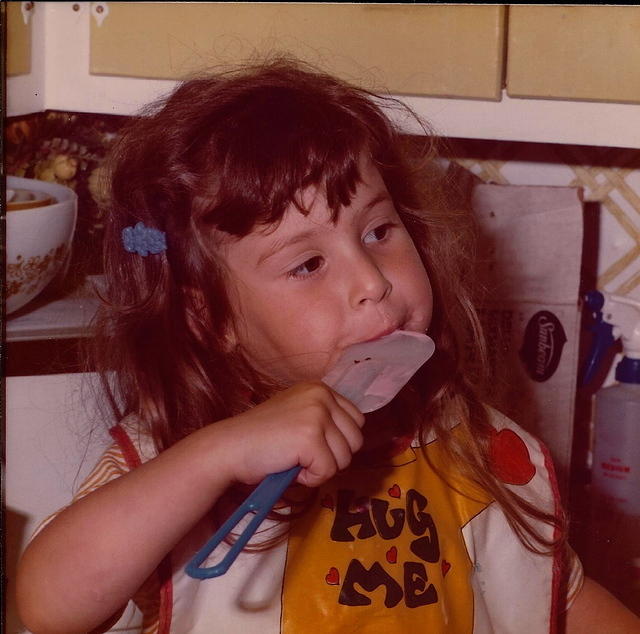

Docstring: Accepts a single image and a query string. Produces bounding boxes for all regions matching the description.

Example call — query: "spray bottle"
[583,290,640,612]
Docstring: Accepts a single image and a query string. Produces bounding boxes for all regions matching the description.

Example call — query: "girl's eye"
[288,256,324,278]
[363,223,392,244]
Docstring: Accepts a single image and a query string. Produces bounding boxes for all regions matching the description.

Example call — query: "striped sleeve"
[74,442,131,498]
[32,441,131,538]
[30,438,162,633]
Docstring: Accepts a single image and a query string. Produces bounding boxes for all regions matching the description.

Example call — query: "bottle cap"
[615,356,640,383]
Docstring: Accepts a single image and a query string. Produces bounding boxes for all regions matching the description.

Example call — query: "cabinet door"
[6,1,31,76]
[507,6,640,104]
[90,3,505,99]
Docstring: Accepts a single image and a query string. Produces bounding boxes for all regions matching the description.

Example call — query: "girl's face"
[220,159,433,385]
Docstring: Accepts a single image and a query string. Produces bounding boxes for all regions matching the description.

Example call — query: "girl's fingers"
[230,382,366,486]
[302,393,364,483]
[297,397,363,486]
[331,391,366,428]
[326,401,364,456]
[298,445,339,487]
[322,424,355,472]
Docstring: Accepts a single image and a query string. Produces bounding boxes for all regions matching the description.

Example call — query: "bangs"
[194,83,388,236]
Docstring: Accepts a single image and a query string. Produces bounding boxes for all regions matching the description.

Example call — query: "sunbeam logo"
[520,311,567,382]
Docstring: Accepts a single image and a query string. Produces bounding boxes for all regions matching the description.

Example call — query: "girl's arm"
[565,576,640,633]
[16,383,364,634]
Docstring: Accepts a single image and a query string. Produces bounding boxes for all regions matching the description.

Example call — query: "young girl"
[16,59,639,634]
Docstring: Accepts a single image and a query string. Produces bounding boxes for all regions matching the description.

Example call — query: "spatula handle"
[184,466,300,579]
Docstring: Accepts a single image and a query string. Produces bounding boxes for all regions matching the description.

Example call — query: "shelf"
[7,275,103,343]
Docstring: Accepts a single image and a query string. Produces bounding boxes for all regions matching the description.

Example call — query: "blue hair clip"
[122,222,167,257]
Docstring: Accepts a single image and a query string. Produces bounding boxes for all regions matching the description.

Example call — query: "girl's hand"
[218,382,366,488]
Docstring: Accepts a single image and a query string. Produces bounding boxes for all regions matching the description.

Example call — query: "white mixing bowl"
[6,175,78,315]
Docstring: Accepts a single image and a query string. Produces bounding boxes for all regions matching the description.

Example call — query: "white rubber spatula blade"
[322,330,435,413]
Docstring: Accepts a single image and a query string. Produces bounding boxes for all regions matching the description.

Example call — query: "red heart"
[386,546,398,564]
[321,494,334,510]
[489,429,536,485]
[388,483,401,498]
[441,560,451,577]
[325,567,340,585]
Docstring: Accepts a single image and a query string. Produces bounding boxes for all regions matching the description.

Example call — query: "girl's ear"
[186,287,238,352]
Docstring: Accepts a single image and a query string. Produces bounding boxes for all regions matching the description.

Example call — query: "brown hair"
[93,58,565,554]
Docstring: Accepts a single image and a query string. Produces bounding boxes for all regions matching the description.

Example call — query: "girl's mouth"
[360,324,401,344]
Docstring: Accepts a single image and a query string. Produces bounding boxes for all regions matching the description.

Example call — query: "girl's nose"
[349,252,392,307]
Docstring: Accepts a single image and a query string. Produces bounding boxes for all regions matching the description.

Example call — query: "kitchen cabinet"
[6,3,640,150]
[89,3,505,100]
[507,6,640,104]
[6,0,32,76]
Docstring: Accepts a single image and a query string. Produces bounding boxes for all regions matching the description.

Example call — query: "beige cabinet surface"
[507,6,640,104]
[89,3,505,100]
[6,1,32,76]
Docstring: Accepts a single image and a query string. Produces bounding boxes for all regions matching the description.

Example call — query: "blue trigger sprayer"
[583,290,640,610]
